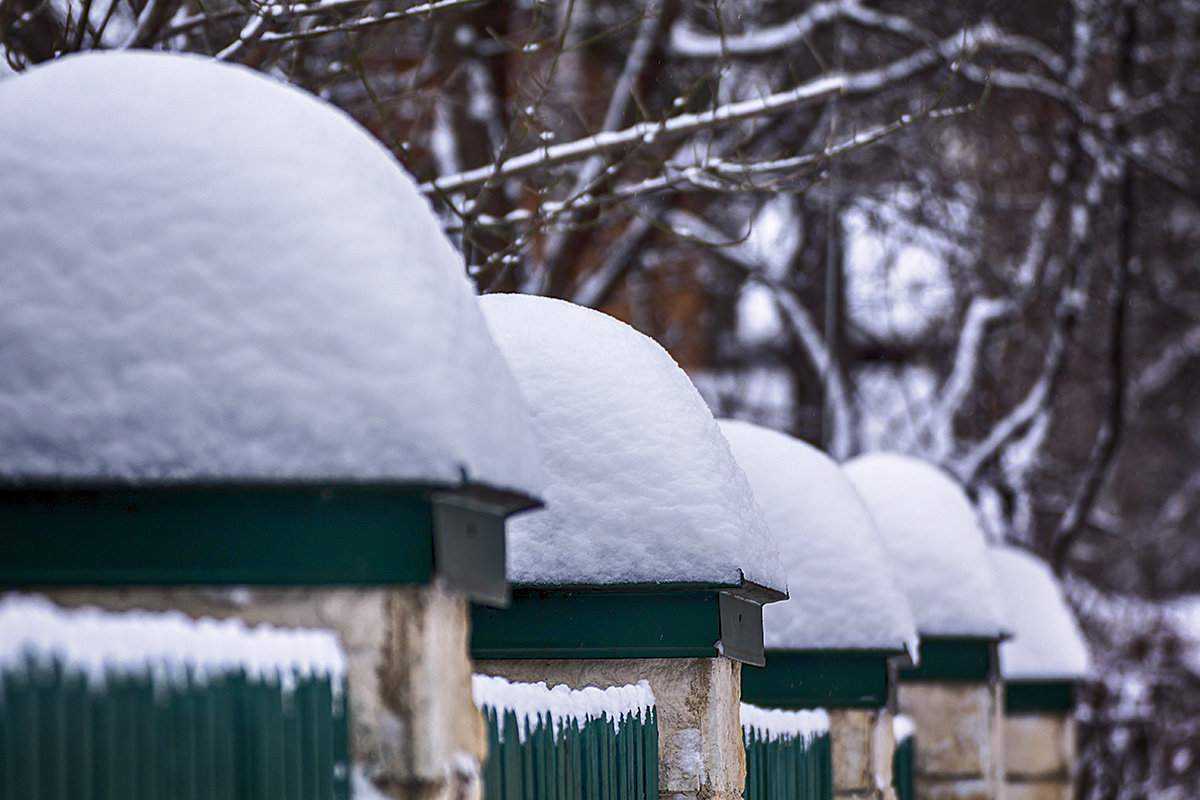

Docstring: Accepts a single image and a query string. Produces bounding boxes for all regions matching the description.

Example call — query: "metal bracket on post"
[431,492,509,607]
[718,591,765,667]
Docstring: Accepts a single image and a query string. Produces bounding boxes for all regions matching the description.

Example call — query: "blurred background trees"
[5,0,1200,796]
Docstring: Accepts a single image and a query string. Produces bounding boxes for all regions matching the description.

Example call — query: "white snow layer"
[842,453,1007,638]
[0,52,541,495]
[892,714,915,743]
[740,703,829,742]
[472,674,655,741]
[478,295,786,592]
[0,594,345,686]
[990,546,1090,680]
[718,420,918,654]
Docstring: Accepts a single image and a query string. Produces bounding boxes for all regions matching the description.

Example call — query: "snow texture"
[0,594,345,687]
[0,52,541,495]
[893,714,915,743]
[740,703,829,742]
[472,674,655,741]
[479,295,786,592]
[718,420,918,654]
[842,453,1007,638]
[990,546,1090,680]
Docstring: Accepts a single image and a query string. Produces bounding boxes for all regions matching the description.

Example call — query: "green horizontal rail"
[899,637,1000,683]
[743,725,832,800]
[472,588,767,665]
[0,483,519,602]
[0,657,349,800]
[1005,680,1077,713]
[479,705,658,800]
[892,734,915,800]
[742,650,895,710]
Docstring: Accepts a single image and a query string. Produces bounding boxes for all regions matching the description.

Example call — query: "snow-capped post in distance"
[720,421,920,800]
[0,51,545,800]
[471,294,788,800]
[843,453,1010,800]
[990,546,1091,800]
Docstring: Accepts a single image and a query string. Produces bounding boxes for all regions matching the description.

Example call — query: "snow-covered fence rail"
[472,675,657,800]
[741,704,832,800]
[0,596,349,800]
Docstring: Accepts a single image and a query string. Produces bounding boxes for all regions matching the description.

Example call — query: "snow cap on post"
[478,294,786,596]
[842,453,1007,638]
[0,52,541,498]
[719,420,918,654]
[990,546,1090,681]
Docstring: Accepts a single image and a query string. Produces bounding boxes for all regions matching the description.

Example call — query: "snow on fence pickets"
[0,594,345,686]
[741,703,832,800]
[0,595,350,800]
[473,675,658,800]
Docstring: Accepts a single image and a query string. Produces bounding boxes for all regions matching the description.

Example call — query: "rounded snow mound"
[842,453,1006,638]
[479,295,786,593]
[990,546,1090,680]
[719,420,917,653]
[0,52,541,494]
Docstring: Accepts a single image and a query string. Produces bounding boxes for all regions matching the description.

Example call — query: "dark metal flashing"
[471,585,767,665]
[741,649,899,709]
[0,480,531,603]
[718,592,766,666]
[899,636,1001,683]
[1005,680,1078,713]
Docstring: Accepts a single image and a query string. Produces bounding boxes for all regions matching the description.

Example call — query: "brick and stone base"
[41,586,486,800]
[897,681,1005,800]
[829,708,898,800]
[1004,713,1075,800]
[475,657,744,800]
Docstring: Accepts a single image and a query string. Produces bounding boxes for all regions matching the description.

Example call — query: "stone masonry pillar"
[829,708,898,800]
[41,585,487,800]
[897,681,1006,800]
[1003,713,1076,800]
[475,657,745,800]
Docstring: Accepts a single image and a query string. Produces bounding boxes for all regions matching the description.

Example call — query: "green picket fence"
[892,716,916,800]
[0,597,349,800]
[474,676,658,800]
[741,704,832,800]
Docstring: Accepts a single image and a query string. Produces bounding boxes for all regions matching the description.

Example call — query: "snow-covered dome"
[842,453,1006,638]
[990,546,1090,681]
[0,52,541,496]
[478,295,786,594]
[719,421,917,653]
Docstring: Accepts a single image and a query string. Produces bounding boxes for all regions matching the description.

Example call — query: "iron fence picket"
[0,658,346,800]
[892,734,915,800]
[478,695,657,800]
[743,721,832,800]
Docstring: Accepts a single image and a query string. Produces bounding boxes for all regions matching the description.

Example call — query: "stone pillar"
[475,657,745,800]
[829,708,897,800]
[40,585,486,800]
[897,681,1005,800]
[1003,713,1075,800]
